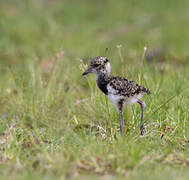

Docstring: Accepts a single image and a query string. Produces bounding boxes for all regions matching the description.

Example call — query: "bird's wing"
[108,76,150,97]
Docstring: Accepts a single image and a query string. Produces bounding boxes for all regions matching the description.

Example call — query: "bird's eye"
[104,59,108,63]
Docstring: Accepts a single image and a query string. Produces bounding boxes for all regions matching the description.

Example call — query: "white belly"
[107,93,143,110]
[124,96,141,105]
[107,93,122,110]
[106,83,143,109]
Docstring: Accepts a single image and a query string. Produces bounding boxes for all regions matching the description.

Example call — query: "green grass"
[0,0,189,179]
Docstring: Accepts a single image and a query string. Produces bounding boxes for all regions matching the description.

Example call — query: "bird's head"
[82,56,111,76]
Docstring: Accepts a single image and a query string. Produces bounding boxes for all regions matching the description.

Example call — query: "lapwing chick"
[82,56,151,136]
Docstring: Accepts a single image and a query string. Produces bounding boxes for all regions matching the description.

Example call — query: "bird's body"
[82,56,151,135]
[97,75,150,108]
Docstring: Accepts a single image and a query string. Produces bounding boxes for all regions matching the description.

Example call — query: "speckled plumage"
[108,76,150,97]
[82,56,151,136]
[97,75,151,97]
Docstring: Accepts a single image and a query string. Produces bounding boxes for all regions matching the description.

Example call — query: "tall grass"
[0,0,188,179]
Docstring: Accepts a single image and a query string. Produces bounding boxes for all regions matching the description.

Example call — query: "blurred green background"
[1,0,189,65]
[0,0,189,180]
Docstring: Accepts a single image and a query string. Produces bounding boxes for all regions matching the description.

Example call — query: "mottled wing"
[108,76,150,97]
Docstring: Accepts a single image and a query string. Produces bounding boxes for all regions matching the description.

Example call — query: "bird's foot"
[140,124,146,136]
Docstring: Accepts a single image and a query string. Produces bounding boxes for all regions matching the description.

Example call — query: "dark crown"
[90,56,109,68]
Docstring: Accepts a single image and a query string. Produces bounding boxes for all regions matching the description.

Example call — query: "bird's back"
[108,76,151,97]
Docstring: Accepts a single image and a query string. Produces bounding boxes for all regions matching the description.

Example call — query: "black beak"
[82,67,93,76]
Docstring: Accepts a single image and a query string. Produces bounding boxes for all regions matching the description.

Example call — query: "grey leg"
[119,110,124,136]
[118,100,124,136]
[138,100,146,135]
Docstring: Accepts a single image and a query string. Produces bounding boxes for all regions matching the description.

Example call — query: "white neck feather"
[106,62,111,75]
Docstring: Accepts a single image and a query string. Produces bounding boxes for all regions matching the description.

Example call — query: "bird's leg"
[119,110,124,136]
[118,100,124,136]
[138,100,146,135]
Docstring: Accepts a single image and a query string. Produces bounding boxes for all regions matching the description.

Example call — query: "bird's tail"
[141,87,151,94]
